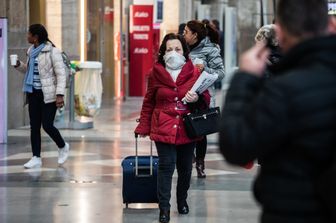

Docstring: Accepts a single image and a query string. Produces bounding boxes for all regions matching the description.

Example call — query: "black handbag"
[183,106,221,138]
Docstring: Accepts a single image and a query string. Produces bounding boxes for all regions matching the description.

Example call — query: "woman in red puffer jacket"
[135,33,210,223]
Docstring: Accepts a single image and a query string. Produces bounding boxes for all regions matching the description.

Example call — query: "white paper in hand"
[192,58,204,65]
[181,71,218,103]
[190,71,218,94]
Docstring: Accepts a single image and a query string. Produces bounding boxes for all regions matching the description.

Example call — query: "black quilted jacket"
[219,35,336,223]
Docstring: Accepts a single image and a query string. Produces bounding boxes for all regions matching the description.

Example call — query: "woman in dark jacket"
[183,20,225,178]
[135,33,210,223]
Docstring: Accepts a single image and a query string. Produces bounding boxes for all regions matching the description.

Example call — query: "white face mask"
[163,50,186,70]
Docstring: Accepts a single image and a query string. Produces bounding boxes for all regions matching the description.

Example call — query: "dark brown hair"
[186,20,219,45]
[277,0,328,37]
[158,33,190,66]
[211,19,220,30]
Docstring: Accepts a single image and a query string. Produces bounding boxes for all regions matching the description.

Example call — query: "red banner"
[129,5,154,96]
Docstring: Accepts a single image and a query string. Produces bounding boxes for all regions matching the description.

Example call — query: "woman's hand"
[195,64,204,72]
[135,132,149,138]
[184,91,199,103]
[139,134,148,138]
[56,95,64,108]
[14,60,20,68]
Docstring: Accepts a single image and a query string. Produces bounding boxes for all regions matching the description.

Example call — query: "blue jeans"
[155,141,195,211]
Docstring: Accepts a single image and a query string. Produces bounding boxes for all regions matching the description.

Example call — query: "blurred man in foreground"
[219,0,336,222]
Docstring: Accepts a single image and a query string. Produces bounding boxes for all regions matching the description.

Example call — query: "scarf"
[23,43,45,93]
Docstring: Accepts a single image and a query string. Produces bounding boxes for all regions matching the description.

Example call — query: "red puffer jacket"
[135,60,210,145]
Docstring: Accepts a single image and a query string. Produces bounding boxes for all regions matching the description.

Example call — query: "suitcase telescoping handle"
[134,133,154,177]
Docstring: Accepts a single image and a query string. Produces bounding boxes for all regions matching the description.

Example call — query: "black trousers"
[195,136,207,160]
[28,89,65,157]
[155,141,195,211]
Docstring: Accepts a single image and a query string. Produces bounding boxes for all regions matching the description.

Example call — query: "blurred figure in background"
[255,24,282,67]
[201,19,210,25]
[220,0,336,222]
[211,19,225,89]
[183,20,225,178]
[211,19,224,57]
[178,23,186,35]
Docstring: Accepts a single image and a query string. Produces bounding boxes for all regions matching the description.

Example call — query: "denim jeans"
[28,89,65,157]
[155,141,195,211]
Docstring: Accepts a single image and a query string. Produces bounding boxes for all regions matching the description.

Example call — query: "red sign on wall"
[129,5,154,96]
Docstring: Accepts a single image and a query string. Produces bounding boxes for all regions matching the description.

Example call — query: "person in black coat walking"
[219,0,336,222]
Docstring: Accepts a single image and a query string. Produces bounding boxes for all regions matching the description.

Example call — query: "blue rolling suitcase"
[121,134,159,207]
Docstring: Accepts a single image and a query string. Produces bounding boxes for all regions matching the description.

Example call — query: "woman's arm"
[14,47,31,74]
[134,73,157,135]
[51,48,67,96]
[204,46,225,81]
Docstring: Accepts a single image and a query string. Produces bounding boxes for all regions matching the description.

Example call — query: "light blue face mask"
[163,50,186,70]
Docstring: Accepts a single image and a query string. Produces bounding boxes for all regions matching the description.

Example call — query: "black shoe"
[177,202,189,214]
[159,209,170,223]
[196,159,206,178]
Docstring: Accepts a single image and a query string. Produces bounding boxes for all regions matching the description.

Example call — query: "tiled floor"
[0,94,260,223]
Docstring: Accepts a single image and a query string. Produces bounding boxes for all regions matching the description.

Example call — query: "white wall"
[46,0,62,49]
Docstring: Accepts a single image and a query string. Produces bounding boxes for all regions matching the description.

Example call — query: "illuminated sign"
[132,25,150,32]
[129,5,154,96]
[329,3,336,15]
[134,48,149,54]
[133,34,149,40]
[135,12,149,18]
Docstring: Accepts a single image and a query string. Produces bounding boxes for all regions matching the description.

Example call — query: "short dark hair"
[202,19,210,25]
[158,33,190,66]
[178,23,186,35]
[186,20,219,44]
[277,0,328,37]
[211,19,220,30]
